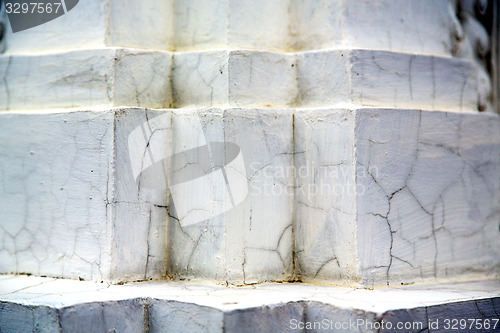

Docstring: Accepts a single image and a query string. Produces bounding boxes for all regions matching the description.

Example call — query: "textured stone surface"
[0,276,499,332]
[2,0,467,57]
[173,0,289,51]
[0,107,294,284]
[297,49,479,112]
[290,0,462,55]
[0,108,169,282]
[3,0,174,54]
[166,108,293,284]
[295,108,500,287]
[1,107,498,285]
[0,48,172,110]
[173,49,480,111]
[1,48,481,112]
[172,50,297,108]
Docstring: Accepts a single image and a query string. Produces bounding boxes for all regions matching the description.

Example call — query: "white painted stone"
[290,0,462,56]
[1,0,470,58]
[295,108,500,287]
[59,299,147,333]
[166,108,293,285]
[0,108,170,283]
[113,109,172,282]
[173,49,481,112]
[3,0,174,54]
[0,47,482,112]
[0,48,172,111]
[0,107,294,284]
[149,299,224,333]
[1,276,499,332]
[172,50,297,108]
[297,49,479,112]
[173,0,289,51]
[293,109,359,285]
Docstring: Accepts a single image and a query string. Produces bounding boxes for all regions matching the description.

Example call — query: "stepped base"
[0,275,499,332]
[0,107,498,285]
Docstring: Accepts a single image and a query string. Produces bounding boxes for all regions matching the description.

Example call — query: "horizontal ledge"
[0,48,481,112]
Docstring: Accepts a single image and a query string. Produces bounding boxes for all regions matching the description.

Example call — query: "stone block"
[294,108,500,286]
[0,107,294,284]
[1,277,499,332]
[3,0,174,54]
[0,48,172,111]
[166,108,294,284]
[173,0,289,51]
[0,108,170,282]
[290,0,461,56]
[172,50,297,108]
[297,49,479,112]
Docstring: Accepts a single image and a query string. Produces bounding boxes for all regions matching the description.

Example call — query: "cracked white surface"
[3,0,174,54]
[0,107,296,283]
[1,107,498,285]
[0,276,499,332]
[2,0,467,57]
[172,50,297,108]
[294,109,359,285]
[0,48,482,112]
[0,109,172,283]
[0,111,114,281]
[298,49,479,112]
[290,0,462,55]
[356,108,500,286]
[174,49,480,111]
[167,108,293,285]
[173,0,290,52]
[295,108,500,287]
[0,48,172,111]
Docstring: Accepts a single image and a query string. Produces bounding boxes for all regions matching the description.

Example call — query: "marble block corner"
[172,51,297,108]
[166,108,294,285]
[0,108,171,283]
[297,50,479,112]
[294,107,500,287]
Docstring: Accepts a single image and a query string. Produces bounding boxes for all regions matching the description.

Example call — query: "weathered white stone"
[0,108,170,282]
[173,0,289,51]
[0,47,482,112]
[149,299,224,333]
[293,109,359,285]
[0,107,293,284]
[0,48,172,111]
[1,0,469,58]
[295,108,500,287]
[297,49,479,112]
[173,49,481,112]
[59,299,147,333]
[224,302,303,333]
[172,50,297,108]
[1,276,499,332]
[3,0,174,54]
[290,0,462,56]
[166,108,294,285]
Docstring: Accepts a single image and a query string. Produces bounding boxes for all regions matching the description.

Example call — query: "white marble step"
[0,275,499,333]
[4,0,460,57]
[294,108,500,287]
[3,0,173,54]
[0,107,498,286]
[0,107,294,284]
[0,48,479,112]
[0,48,172,111]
